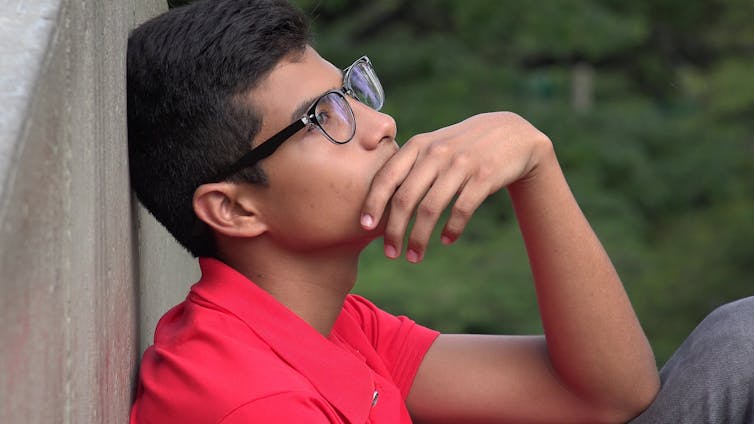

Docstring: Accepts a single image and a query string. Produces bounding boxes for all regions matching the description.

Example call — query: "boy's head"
[127,0,397,260]
[127,0,309,257]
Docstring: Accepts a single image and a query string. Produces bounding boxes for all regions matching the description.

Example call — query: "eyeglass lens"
[347,59,384,111]
[314,58,383,143]
[315,92,356,143]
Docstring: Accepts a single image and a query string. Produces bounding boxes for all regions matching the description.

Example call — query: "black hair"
[127,0,309,257]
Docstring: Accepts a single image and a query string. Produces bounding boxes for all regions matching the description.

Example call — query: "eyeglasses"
[212,56,384,182]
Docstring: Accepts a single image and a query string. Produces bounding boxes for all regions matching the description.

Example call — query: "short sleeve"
[219,392,342,424]
[341,295,440,398]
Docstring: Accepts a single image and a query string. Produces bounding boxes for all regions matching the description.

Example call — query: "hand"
[360,112,553,263]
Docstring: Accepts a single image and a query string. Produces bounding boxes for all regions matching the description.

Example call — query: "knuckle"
[426,142,451,158]
[450,151,471,168]
[413,133,427,142]
[384,228,400,242]
[365,187,390,209]
[417,201,440,219]
[405,133,428,147]
[408,228,430,250]
[383,222,404,243]
[373,166,397,185]
[443,221,463,239]
[452,202,474,220]
[391,190,413,210]
[475,165,493,181]
[408,231,427,247]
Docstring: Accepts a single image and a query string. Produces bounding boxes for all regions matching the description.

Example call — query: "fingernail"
[441,235,453,245]
[385,244,398,259]
[361,213,374,229]
[406,249,420,263]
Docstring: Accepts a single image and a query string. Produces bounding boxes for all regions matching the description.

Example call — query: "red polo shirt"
[130,258,439,423]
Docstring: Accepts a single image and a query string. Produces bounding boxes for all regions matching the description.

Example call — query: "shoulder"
[339,294,401,343]
[338,294,439,367]
[133,300,319,422]
[340,293,432,338]
[341,293,381,321]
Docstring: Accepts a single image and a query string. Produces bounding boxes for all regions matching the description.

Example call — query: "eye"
[315,110,330,126]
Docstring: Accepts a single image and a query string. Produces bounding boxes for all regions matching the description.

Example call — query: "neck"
[221,239,364,336]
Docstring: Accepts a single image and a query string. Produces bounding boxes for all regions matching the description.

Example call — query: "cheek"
[317,173,367,227]
[267,164,368,239]
[259,134,386,242]
[330,177,360,204]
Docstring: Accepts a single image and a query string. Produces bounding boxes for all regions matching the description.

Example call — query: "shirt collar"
[192,257,374,422]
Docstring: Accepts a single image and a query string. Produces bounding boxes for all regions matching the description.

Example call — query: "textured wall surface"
[0,0,197,422]
[136,204,198,353]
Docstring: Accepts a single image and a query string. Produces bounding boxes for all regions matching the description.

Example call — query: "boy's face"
[245,46,398,252]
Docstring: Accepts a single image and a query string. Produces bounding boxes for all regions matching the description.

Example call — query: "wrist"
[511,134,557,191]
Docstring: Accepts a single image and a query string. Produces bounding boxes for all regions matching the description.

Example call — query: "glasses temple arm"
[212,119,306,182]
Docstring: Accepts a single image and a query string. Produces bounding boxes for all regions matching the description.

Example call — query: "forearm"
[508,142,659,414]
[364,112,659,422]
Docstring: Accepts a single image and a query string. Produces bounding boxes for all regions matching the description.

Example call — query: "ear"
[193,183,267,238]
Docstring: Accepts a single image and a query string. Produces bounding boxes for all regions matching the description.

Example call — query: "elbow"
[601,373,661,423]
[628,374,661,419]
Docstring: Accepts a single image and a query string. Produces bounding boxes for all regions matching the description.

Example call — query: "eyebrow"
[289,94,320,122]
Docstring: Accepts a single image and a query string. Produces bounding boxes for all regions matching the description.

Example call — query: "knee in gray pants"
[630,296,754,424]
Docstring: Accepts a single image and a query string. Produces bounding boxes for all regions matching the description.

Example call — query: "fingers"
[365,134,492,263]
[441,177,489,244]
[361,127,495,262]
[401,167,469,263]
[361,113,537,263]
[360,143,420,231]
[380,141,450,260]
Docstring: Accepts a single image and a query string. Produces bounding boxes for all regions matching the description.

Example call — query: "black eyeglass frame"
[210,55,382,182]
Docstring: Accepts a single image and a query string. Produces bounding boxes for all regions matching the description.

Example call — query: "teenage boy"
[128,1,754,423]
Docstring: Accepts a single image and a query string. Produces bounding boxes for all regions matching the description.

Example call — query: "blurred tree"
[166,0,754,365]
[292,0,754,365]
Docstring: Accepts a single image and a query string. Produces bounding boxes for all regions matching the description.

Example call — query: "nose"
[350,99,397,150]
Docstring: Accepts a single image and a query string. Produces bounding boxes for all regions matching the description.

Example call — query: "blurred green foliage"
[291,0,754,364]
[170,0,753,365]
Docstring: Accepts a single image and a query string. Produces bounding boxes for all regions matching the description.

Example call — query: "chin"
[344,223,384,253]
[357,225,383,245]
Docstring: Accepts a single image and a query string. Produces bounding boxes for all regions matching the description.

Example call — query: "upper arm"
[406,334,620,424]
[342,295,440,397]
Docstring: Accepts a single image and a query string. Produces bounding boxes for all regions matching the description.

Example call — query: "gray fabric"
[630,296,754,424]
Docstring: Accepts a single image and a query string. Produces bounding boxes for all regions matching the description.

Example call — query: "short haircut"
[127,0,309,257]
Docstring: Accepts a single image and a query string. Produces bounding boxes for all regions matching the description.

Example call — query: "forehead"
[251,46,342,127]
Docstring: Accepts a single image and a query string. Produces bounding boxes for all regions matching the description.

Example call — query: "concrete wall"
[0,0,198,422]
